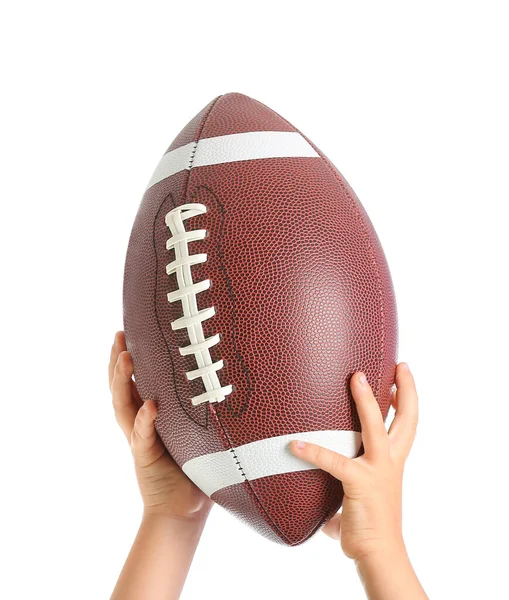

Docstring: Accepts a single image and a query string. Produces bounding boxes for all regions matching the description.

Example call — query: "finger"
[109,331,126,390]
[388,363,418,458]
[109,331,143,409]
[390,385,398,410]
[350,372,389,457]
[290,440,359,485]
[322,513,341,541]
[131,378,143,409]
[130,400,166,467]
[111,350,138,440]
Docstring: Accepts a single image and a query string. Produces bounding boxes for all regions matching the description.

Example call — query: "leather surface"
[211,470,344,546]
[123,93,398,545]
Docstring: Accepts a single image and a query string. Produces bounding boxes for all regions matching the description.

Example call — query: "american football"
[123,92,397,546]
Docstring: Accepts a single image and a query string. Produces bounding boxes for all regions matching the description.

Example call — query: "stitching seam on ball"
[187,141,198,170]
[209,408,294,546]
[193,96,293,545]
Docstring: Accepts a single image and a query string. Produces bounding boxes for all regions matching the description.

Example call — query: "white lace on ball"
[165,203,233,406]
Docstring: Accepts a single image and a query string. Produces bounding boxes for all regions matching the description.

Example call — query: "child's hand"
[291,363,418,562]
[109,331,213,522]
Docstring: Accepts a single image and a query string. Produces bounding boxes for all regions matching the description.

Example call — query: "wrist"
[355,542,428,600]
[354,538,408,570]
[141,511,208,542]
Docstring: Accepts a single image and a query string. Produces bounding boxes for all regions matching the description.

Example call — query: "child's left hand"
[109,331,213,522]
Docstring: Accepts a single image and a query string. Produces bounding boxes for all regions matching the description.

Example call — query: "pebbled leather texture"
[123,93,398,546]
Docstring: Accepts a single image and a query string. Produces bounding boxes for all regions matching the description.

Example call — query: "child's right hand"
[291,363,418,562]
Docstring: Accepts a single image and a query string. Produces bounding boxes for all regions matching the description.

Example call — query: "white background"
[1,1,508,598]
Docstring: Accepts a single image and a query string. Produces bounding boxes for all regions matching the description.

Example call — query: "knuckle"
[116,352,133,380]
[133,412,144,431]
[133,414,150,441]
[111,388,125,410]
[330,453,344,474]
[123,352,133,372]
[313,444,325,464]
[117,352,128,375]
[130,428,140,449]
[113,359,123,381]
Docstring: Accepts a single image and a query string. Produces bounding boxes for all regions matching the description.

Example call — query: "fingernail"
[358,372,367,386]
[141,401,148,412]
[294,440,306,450]
[400,362,410,370]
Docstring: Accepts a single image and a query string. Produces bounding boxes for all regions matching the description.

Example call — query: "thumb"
[130,400,166,467]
